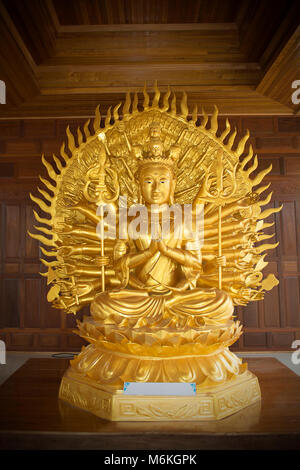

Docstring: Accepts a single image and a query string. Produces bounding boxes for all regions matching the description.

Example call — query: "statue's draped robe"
[91,210,233,327]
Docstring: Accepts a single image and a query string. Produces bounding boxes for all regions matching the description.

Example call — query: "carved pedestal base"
[59,367,261,421]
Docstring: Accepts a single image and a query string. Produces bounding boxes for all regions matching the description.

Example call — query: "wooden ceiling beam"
[0,3,39,107]
[258,1,300,71]
[2,0,58,64]
[236,0,298,63]
[0,0,298,118]
[52,0,238,26]
[36,62,261,93]
[56,22,238,33]
[0,86,292,119]
[256,25,300,113]
[47,26,244,67]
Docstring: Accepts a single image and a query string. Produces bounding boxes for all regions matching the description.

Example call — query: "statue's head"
[148,139,164,158]
[149,122,161,140]
[139,163,176,205]
[135,125,181,205]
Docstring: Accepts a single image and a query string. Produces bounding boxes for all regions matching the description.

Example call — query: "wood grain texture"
[0,0,299,117]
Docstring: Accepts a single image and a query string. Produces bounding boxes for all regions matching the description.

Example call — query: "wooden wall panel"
[24,279,40,328]
[241,302,259,328]
[284,278,300,327]
[263,286,280,328]
[285,157,300,176]
[272,332,295,348]
[25,205,39,258]
[244,332,267,348]
[0,115,299,351]
[0,279,19,328]
[5,205,20,258]
[280,202,297,256]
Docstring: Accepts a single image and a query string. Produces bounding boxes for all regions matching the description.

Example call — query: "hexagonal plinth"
[59,368,261,421]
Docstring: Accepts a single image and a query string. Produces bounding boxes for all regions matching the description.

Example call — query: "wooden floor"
[0,357,300,450]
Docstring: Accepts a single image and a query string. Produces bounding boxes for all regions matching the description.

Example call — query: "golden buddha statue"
[29,83,281,420]
[91,135,233,330]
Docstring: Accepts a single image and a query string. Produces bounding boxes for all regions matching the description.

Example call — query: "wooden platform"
[0,357,300,450]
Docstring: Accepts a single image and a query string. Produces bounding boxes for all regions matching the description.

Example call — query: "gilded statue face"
[149,123,161,139]
[149,141,163,157]
[140,165,174,205]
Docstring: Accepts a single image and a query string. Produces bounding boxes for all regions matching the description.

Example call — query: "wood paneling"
[25,205,39,258]
[280,202,297,256]
[1,279,19,328]
[263,286,280,328]
[242,302,259,328]
[285,157,300,176]
[243,333,268,348]
[0,1,299,117]
[5,205,20,258]
[52,0,239,25]
[0,163,14,177]
[24,279,40,328]
[284,278,300,327]
[278,117,300,133]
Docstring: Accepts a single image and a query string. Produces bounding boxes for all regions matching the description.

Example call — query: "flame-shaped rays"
[33,210,52,227]
[60,142,69,163]
[28,160,57,246]
[113,102,122,122]
[191,104,198,125]
[170,92,177,115]
[226,127,237,150]
[236,130,250,157]
[66,125,75,152]
[42,154,57,181]
[28,231,57,247]
[83,118,91,139]
[29,193,52,215]
[220,119,231,142]
[132,92,139,114]
[105,106,112,128]
[180,91,188,119]
[77,127,83,146]
[28,81,282,315]
[162,86,171,112]
[200,108,208,129]
[142,84,149,111]
[52,154,64,173]
[39,175,56,195]
[209,105,219,135]
[152,81,160,108]
[93,104,101,132]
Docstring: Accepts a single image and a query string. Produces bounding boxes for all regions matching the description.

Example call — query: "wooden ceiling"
[0,0,300,118]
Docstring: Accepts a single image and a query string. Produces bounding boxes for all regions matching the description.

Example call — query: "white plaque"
[123,382,196,396]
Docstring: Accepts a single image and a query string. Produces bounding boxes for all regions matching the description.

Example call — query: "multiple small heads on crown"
[135,121,181,174]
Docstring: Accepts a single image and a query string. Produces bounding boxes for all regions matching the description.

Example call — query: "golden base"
[59,368,261,421]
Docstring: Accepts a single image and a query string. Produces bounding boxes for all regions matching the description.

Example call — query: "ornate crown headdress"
[136,124,181,171]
